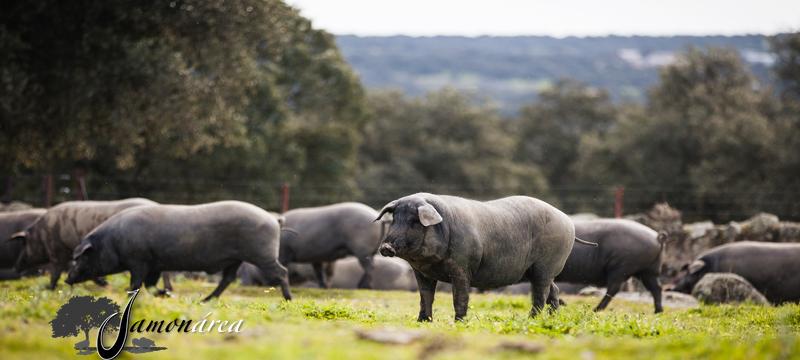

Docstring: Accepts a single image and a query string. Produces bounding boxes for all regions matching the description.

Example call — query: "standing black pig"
[672,241,800,304]
[12,198,158,289]
[547,219,667,313]
[279,202,382,289]
[1,209,46,279]
[65,201,292,301]
[376,193,593,321]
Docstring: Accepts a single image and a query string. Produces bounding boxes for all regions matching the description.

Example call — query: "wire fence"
[3,173,800,222]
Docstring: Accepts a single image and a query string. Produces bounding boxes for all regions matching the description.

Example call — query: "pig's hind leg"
[356,256,374,289]
[637,272,663,314]
[525,266,554,317]
[202,263,240,302]
[144,271,171,297]
[312,262,330,288]
[47,263,64,290]
[253,259,293,301]
[595,272,627,311]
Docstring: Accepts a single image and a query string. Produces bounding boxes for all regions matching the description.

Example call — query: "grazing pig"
[279,202,383,289]
[12,198,158,289]
[546,219,667,313]
[672,241,800,304]
[324,257,417,291]
[65,201,292,301]
[376,193,594,321]
[1,209,46,279]
[241,256,418,291]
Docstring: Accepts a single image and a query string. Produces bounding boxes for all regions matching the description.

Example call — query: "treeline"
[336,34,773,109]
[1,1,798,221]
[360,43,800,221]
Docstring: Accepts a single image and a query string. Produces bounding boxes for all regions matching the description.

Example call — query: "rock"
[740,213,779,239]
[577,286,604,297]
[571,213,600,222]
[684,221,715,240]
[691,273,769,305]
[495,341,545,354]
[0,201,33,212]
[662,291,700,308]
[637,202,683,234]
[778,222,800,243]
[356,328,425,345]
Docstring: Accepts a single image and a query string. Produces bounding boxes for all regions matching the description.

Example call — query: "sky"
[286,0,799,37]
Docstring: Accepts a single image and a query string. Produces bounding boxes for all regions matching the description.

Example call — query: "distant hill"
[335,35,774,112]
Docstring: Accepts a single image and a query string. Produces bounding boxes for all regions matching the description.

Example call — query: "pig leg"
[144,271,170,297]
[526,267,558,317]
[324,262,335,279]
[254,259,293,301]
[128,268,147,291]
[414,270,438,322]
[448,265,471,321]
[638,273,663,313]
[595,274,626,311]
[312,262,330,288]
[47,263,65,290]
[356,256,374,289]
[202,264,239,302]
[546,282,562,311]
[161,272,173,292]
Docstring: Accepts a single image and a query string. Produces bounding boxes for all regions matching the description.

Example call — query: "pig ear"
[417,203,443,227]
[73,242,93,259]
[375,200,398,221]
[8,231,27,242]
[687,260,705,274]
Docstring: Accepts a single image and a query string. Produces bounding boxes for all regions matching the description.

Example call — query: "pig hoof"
[155,289,172,298]
[417,316,432,322]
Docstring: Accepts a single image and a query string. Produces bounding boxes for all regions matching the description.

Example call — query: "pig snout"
[380,243,396,257]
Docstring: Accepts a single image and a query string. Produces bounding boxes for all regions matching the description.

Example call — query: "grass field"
[1,275,799,359]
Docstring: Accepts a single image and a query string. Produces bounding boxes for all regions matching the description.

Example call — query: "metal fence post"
[281,183,290,212]
[43,174,53,207]
[2,176,12,203]
[74,169,87,200]
[614,186,625,218]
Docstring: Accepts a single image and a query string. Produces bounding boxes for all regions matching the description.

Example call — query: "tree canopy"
[1,1,798,221]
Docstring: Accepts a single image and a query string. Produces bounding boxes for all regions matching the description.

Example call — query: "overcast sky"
[286,0,799,37]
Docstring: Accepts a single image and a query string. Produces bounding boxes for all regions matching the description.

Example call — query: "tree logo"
[50,290,166,358]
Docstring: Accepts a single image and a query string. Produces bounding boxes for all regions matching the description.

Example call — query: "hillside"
[336,35,774,111]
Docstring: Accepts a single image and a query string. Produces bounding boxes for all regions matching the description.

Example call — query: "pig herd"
[2,193,799,322]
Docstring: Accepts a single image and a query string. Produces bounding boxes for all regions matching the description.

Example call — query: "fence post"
[614,186,625,218]
[73,169,87,200]
[2,176,12,203]
[281,183,290,213]
[43,174,53,207]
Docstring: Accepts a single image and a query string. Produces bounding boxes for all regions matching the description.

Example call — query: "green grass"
[1,275,799,359]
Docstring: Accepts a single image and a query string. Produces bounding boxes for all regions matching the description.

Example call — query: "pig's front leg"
[446,261,471,321]
[414,270,437,322]
[128,264,149,291]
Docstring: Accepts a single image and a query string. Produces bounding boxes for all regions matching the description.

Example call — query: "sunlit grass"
[1,274,798,359]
